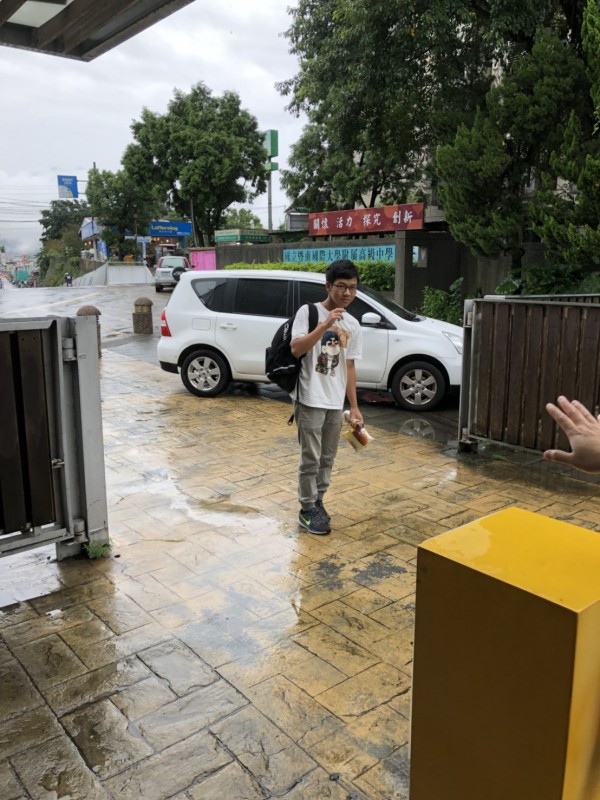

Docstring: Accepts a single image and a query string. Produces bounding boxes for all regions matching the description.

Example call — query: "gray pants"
[296,403,343,510]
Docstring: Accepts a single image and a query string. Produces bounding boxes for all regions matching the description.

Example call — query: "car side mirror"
[361,312,382,326]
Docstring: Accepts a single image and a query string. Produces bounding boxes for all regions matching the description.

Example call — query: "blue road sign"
[58,175,79,198]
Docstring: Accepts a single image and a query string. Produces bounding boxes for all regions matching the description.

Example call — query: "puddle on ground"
[0,546,60,606]
[358,389,461,446]
[1,466,283,609]
[108,467,281,535]
[397,417,438,441]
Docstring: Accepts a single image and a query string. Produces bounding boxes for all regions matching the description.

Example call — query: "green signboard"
[215,229,270,244]
[264,129,278,158]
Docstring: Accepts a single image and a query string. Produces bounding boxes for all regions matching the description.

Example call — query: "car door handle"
[219,322,237,329]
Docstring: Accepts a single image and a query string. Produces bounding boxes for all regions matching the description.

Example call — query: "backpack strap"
[287,303,320,426]
[307,302,318,333]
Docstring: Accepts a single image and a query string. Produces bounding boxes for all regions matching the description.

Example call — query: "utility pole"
[190,197,198,246]
[267,171,272,231]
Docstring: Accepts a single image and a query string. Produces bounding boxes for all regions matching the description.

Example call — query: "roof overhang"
[0,0,196,61]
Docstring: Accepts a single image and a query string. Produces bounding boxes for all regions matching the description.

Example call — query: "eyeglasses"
[332,283,358,294]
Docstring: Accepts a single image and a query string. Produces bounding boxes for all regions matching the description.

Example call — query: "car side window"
[191,278,228,311]
[344,295,377,324]
[233,278,289,317]
[298,281,328,309]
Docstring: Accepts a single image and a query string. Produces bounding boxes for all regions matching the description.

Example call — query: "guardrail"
[458,295,600,452]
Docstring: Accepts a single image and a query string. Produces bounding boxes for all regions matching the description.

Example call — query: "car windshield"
[358,284,420,321]
[161,257,187,267]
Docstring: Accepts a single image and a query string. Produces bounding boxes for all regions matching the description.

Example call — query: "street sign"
[264,130,278,158]
[149,220,192,237]
[57,175,79,198]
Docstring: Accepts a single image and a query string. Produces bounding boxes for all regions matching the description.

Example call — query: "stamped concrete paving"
[2,336,600,798]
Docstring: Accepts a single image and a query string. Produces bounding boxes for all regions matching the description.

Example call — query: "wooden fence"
[459,295,600,452]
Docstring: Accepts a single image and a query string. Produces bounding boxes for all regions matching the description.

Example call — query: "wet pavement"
[1,284,600,799]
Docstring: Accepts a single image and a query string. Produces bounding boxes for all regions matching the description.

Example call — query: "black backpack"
[265,303,319,395]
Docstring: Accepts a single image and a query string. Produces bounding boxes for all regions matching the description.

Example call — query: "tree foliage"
[530,0,600,273]
[122,83,267,245]
[437,28,587,271]
[279,0,597,283]
[278,0,554,209]
[85,167,159,256]
[278,0,443,209]
[222,208,262,229]
[419,278,465,326]
[40,199,90,243]
[36,223,83,285]
[38,199,90,284]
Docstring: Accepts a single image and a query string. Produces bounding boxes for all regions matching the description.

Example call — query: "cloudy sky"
[0,0,306,256]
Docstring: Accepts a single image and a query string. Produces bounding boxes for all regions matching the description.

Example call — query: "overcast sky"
[0,0,305,256]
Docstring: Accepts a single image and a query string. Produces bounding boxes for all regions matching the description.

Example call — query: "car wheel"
[172,267,186,282]
[391,361,445,411]
[181,350,230,397]
[155,284,163,292]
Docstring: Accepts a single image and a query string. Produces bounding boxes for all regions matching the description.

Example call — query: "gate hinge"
[52,458,64,469]
[62,337,77,361]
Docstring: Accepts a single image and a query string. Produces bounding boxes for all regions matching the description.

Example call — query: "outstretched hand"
[544,396,600,473]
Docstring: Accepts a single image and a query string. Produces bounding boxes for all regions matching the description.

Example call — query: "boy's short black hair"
[326,259,359,284]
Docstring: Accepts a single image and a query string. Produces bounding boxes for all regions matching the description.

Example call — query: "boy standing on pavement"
[291,260,363,535]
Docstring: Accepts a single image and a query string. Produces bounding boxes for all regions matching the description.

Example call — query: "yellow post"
[410,507,600,800]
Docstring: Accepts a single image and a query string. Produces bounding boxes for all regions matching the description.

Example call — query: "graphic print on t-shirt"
[315,326,350,377]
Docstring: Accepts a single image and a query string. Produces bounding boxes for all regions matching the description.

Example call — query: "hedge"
[225,260,395,293]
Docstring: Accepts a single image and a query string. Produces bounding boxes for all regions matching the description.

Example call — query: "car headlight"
[443,331,463,355]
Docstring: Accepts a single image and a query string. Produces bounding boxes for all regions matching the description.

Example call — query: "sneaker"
[315,498,330,524]
[298,507,330,535]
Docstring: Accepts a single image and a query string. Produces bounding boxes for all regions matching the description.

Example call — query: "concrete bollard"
[132,296,153,335]
[76,305,102,359]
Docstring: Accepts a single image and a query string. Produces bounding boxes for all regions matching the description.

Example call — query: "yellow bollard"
[410,507,600,800]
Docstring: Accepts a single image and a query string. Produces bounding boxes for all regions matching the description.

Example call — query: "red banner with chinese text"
[308,203,424,236]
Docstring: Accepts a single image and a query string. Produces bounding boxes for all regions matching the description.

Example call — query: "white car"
[154,255,190,292]
[157,269,463,411]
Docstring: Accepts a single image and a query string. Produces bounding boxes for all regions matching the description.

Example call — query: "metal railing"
[459,295,600,452]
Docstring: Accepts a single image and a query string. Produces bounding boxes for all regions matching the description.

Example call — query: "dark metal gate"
[0,315,109,559]
[459,295,600,452]
[1,328,55,534]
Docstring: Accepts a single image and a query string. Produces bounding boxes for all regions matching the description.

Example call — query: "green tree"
[222,208,262,229]
[436,28,587,275]
[530,0,600,275]
[280,123,338,211]
[85,167,158,257]
[122,83,267,245]
[278,0,444,209]
[279,0,588,217]
[40,199,90,243]
[36,223,84,285]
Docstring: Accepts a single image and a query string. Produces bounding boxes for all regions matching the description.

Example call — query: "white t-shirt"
[291,302,362,409]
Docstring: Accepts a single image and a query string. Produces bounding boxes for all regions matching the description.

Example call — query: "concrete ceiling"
[0,0,196,61]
